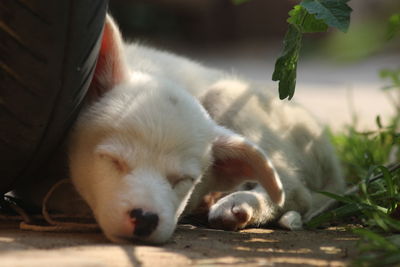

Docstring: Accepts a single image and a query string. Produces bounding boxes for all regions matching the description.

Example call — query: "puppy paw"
[208,192,255,231]
[278,210,303,230]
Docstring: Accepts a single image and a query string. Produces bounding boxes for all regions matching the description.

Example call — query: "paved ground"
[0,220,359,267]
[1,44,397,266]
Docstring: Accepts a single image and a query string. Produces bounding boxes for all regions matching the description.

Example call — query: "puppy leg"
[208,184,281,231]
[277,210,303,230]
[208,180,311,231]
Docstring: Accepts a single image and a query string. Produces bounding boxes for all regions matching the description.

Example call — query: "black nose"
[129,209,159,237]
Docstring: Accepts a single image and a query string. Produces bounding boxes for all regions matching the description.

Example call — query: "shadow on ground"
[0,220,358,266]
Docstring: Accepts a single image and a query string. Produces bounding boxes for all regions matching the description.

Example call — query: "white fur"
[69,15,345,243]
[278,211,303,230]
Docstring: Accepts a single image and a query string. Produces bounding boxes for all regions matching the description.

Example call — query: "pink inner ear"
[88,25,111,99]
[212,135,284,206]
[214,158,254,179]
[88,16,128,101]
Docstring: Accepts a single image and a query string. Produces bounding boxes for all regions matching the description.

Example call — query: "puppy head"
[71,106,284,244]
[69,15,284,244]
[72,75,217,243]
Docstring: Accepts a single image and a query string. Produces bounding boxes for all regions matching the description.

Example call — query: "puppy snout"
[129,208,159,237]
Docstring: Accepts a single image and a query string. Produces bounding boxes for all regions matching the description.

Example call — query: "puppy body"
[69,16,345,243]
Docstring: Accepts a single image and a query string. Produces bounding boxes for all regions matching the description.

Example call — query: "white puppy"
[69,15,345,243]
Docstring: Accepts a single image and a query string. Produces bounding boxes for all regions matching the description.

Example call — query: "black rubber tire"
[0,0,108,194]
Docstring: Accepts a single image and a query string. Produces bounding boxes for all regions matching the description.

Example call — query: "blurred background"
[108,0,400,130]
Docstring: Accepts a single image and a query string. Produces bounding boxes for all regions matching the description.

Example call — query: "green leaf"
[375,166,395,198]
[387,13,400,40]
[376,115,383,129]
[380,68,400,90]
[272,2,351,99]
[301,0,352,32]
[318,191,362,204]
[388,235,400,246]
[353,228,398,251]
[382,253,400,266]
[288,5,328,33]
[305,202,362,228]
[272,25,302,100]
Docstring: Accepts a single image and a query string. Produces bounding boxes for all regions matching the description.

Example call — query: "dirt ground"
[0,219,359,267]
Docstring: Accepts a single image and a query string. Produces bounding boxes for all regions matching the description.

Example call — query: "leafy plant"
[352,229,400,266]
[308,63,400,264]
[306,15,400,261]
[387,13,400,40]
[306,157,400,266]
[331,117,400,181]
[272,0,352,100]
[232,0,352,99]
[306,77,400,266]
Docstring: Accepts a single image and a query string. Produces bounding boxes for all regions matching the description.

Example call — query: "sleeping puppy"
[69,15,345,243]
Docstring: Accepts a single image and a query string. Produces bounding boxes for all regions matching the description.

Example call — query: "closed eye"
[168,175,195,188]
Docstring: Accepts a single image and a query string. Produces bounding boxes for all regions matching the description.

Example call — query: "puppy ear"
[95,142,130,174]
[211,127,285,207]
[88,14,130,100]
